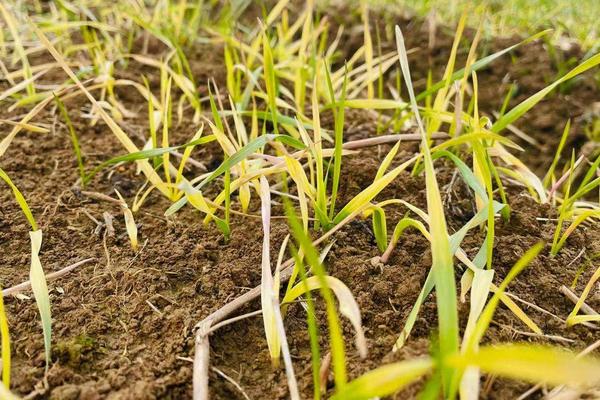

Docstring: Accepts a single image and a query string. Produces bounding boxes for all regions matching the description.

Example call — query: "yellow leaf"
[449,344,600,387]
[29,230,51,370]
[259,177,281,363]
[330,358,433,400]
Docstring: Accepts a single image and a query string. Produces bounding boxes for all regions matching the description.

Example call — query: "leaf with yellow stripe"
[449,344,600,388]
[330,358,433,400]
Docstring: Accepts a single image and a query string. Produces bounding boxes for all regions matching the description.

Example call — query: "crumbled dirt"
[1,5,599,400]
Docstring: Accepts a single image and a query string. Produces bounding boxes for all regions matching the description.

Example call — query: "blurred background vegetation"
[364,0,599,54]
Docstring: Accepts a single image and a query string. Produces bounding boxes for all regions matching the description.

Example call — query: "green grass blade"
[396,25,458,394]
[577,153,600,193]
[467,242,544,350]
[0,168,37,230]
[311,74,328,228]
[289,244,321,400]
[262,31,279,134]
[430,150,486,199]
[54,95,85,184]
[375,140,402,180]
[382,217,430,263]
[223,167,231,240]
[333,156,417,225]
[393,270,435,352]
[543,119,571,188]
[371,206,387,252]
[493,53,600,133]
[551,152,576,255]
[566,265,600,327]
[83,135,215,185]
[285,200,348,390]
[208,83,225,135]
[142,76,160,168]
[416,30,551,102]
[325,63,347,220]
[450,201,504,254]
[166,134,304,216]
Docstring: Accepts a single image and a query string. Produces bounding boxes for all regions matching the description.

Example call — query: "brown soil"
[1,5,599,400]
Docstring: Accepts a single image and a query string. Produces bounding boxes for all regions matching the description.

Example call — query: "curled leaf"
[115,191,138,251]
